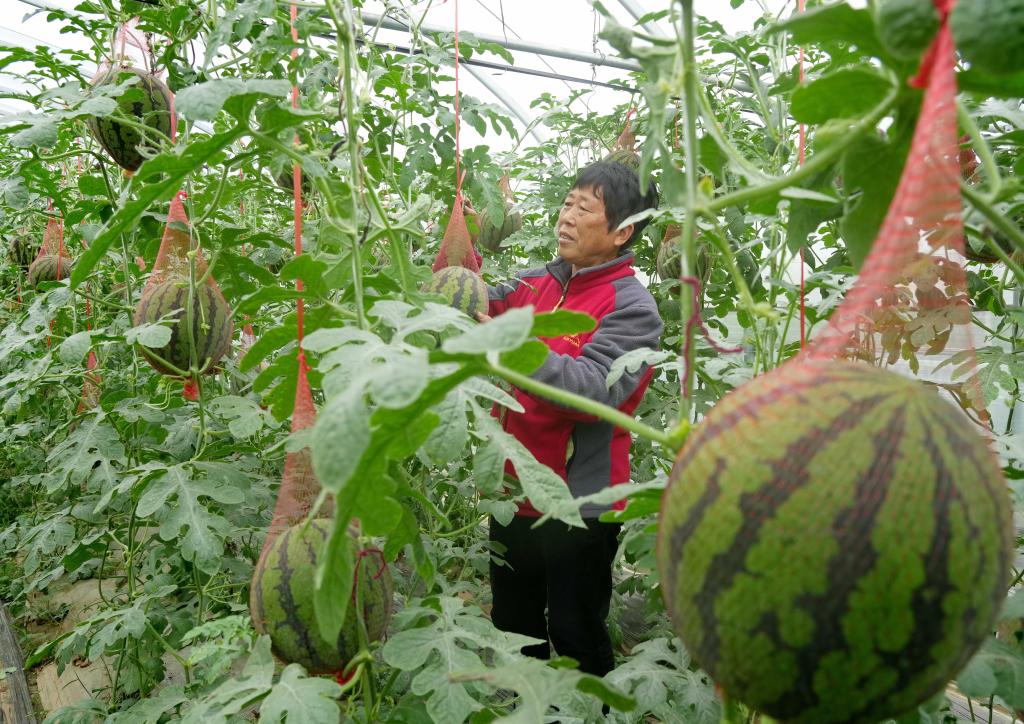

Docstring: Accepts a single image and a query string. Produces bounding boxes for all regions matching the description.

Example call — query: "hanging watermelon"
[86,64,173,172]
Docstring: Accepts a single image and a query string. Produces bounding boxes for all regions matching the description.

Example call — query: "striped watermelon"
[86,65,172,172]
[27,254,73,286]
[424,266,488,318]
[657,227,710,283]
[8,232,39,269]
[657,359,1011,723]
[274,168,313,197]
[477,206,523,253]
[132,279,233,376]
[603,148,640,170]
[249,519,393,674]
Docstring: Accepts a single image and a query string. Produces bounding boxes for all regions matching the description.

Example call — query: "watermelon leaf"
[790,69,892,125]
[382,596,543,723]
[134,463,246,575]
[259,664,344,724]
[70,125,246,288]
[174,78,292,121]
[605,637,719,724]
[178,636,276,722]
[443,306,533,355]
[531,309,597,337]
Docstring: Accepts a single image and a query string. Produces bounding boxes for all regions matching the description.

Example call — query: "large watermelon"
[250,519,393,674]
[657,359,1011,723]
[27,254,73,286]
[8,232,39,269]
[132,279,233,376]
[86,65,172,172]
[423,266,488,318]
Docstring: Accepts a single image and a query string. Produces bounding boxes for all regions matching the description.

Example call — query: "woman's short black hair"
[570,161,659,249]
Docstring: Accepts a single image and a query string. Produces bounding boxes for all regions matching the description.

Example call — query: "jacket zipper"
[551,276,572,311]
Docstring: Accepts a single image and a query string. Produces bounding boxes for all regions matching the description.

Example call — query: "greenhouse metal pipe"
[614,0,669,37]
[359,11,641,73]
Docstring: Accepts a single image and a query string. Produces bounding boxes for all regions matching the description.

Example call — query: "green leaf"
[956,638,1024,710]
[790,70,892,125]
[260,664,343,724]
[605,638,719,723]
[180,635,275,722]
[135,463,246,574]
[70,125,245,288]
[839,130,909,269]
[768,3,884,59]
[207,395,273,438]
[46,413,125,492]
[125,322,172,349]
[473,417,583,527]
[498,340,549,375]
[443,307,534,355]
[959,68,1024,99]
[312,388,371,496]
[59,330,92,364]
[174,78,292,120]
[383,597,541,724]
[530,309,597,338]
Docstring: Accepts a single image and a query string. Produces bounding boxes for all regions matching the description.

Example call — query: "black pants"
[489,515,620,676]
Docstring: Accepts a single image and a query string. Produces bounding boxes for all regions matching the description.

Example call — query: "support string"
[454,0,462,203]
[291,3,307,368]
[797,0,806,350]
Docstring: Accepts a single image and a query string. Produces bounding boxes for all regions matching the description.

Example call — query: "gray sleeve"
[530,282,663,408]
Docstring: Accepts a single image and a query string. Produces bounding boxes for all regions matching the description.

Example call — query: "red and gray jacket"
[488,253,663,518]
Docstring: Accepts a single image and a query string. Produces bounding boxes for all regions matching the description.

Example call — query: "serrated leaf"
[135,464,245,574]
[174,78,292,120]
[260,664,343,724]
[443,307,534,355]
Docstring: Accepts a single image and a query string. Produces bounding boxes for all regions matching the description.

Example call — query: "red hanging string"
[797,0,806,350]
[291,2,306,357]
[453,0,462,204]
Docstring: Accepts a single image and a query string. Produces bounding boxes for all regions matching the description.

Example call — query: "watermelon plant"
[0,0,1019,723]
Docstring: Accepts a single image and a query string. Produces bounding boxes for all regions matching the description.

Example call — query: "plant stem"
[706,90,899,214]
[487,362,677,451]
[960,182,1024,284]
[678,0,701,424]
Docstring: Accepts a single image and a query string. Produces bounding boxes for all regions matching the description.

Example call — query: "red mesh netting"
[432,199,482,273]
[35,215,67,263]
[798,2,984,419]
[141,192,212,293]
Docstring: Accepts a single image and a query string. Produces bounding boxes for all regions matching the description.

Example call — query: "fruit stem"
[956,100,1002,196]
[960,181,1024,285]
[706,89,900,214]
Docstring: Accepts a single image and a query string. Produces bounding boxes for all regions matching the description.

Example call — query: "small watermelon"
[604,148,640,171]
[657,359,1011,723]
[250,519,393,674]
[132,279,233,376]
[656,226,710,283]
[8,232,39,269]
[86,65,173,172]
[274,168,313,198]
[477,206,523,253]
[27,254,73,286]
[423,266,489,318]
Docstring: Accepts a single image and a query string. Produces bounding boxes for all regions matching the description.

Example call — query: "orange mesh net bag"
[133,192,233,399]
[655,3,1013,721]
[28,215,72,286]
[432,197,482,273]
